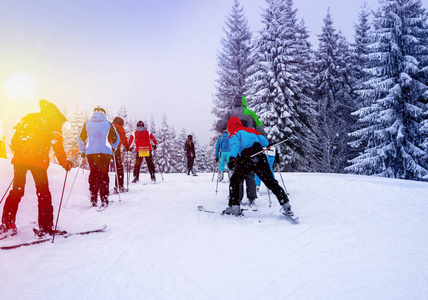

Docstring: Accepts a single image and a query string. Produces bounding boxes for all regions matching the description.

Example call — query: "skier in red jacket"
[112,117,130,193]
[128,121,157,183]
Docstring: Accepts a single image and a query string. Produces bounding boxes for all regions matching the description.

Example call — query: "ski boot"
[34,226,67,238]
[0,223,18,240]
[222,205,242,216]
[281,202,294,217]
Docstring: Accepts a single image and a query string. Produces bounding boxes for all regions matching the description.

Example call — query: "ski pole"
[267,187,272,207]
[250,138,290,157]
[211,161,216,182]
[213,133,223,182]
[212,160,219,182]
[0,179,13,205]
[52,171,68,243]
[112,151,122,203]
[215,163,221,195]
[63,159,84,208]
[275,163,289,195]
[126,149,130,192]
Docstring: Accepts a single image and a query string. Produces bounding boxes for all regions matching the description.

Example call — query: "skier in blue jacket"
[223,117,293,217]
[78,107,119,208]
[215,132,231,181]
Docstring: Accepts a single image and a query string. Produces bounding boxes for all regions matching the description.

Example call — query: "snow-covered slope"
[0,158,427,300]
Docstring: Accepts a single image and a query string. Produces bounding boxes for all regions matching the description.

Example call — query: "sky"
[1,0,427,145]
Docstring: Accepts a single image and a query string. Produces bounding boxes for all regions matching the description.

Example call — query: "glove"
[228,157,236,170]
[275,152,280,163]
[153,145,157,150]
[80,152,85,158]
[62,160,73,172]
[215,158,219,163]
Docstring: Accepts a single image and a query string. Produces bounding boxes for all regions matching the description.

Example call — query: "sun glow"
[4,72,38,103]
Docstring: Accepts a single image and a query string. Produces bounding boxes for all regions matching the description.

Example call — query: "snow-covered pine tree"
[156,115,176,173]
[115,104,133,177]
[63,104,88,166]
[249,0,318,171]
[347,0,428,180]
[352,2,372,107]
[177,128,189,173]
[116,104,132,137]
[196,143,215,173]
[190,133,211,173]
[312,9,356,173]
[346,3,374,164]
[166,127,183,173]
[212,0,254,127]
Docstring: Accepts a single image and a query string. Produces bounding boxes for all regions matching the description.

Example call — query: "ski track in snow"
[0,158,427,300]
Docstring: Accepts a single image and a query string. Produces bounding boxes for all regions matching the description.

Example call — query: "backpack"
[10,113,50,156]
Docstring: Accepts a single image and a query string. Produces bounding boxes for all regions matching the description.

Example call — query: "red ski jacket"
[128,127,157,151]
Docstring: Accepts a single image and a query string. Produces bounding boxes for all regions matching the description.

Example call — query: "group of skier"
[0,94,294,240]
[0,101,197,239]
[214,95,293,217]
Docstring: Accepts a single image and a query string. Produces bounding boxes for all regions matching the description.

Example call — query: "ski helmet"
[113,117,124,126]
[137,121,144,127]
[94,106,106,115]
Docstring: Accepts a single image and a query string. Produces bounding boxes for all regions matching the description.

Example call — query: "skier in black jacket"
[184,135,197,176]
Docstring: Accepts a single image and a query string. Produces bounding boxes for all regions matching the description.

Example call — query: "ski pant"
[238,171,257,201]
[2,164,53,230]
[114,149,124,188]
[133,152,155,180]
[87,154,111,204]
[255,154,275,187]
[186,156,195,174]
[218,151,231,172]
[229,143,288,207]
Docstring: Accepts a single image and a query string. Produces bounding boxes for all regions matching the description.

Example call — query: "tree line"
[213,0,428,181]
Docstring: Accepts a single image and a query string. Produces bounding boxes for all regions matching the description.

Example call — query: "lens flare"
[4,72,38,103]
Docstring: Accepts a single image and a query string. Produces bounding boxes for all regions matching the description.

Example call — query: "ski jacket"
[184,138,195,158]
[228,117,269,158]
[78,113,119,156]
[10,112,68,170]
[128,126,157,151]
[216,96,265,135]
[112,119,129,149]
[215,132,230,159]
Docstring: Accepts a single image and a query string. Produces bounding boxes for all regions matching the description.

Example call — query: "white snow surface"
[0,157,427,300]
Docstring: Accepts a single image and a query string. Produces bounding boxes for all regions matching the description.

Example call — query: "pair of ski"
[197,205,299,223]
[0,225,107,250]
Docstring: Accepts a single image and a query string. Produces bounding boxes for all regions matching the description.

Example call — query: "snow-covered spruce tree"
[352,2,373,107]
[63,104,88,166]
[165,127,183,173]
[312,9,356,173]
[116,104,134,176]
[249,0,318,171]
[176,128,189,173]
[190,133,214,173]
[116,104,132,137]
[197,143,216,173]
[345,3,374,166]
[212,0,254,127]
[156,115,176,173]
[347,0,428,180]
